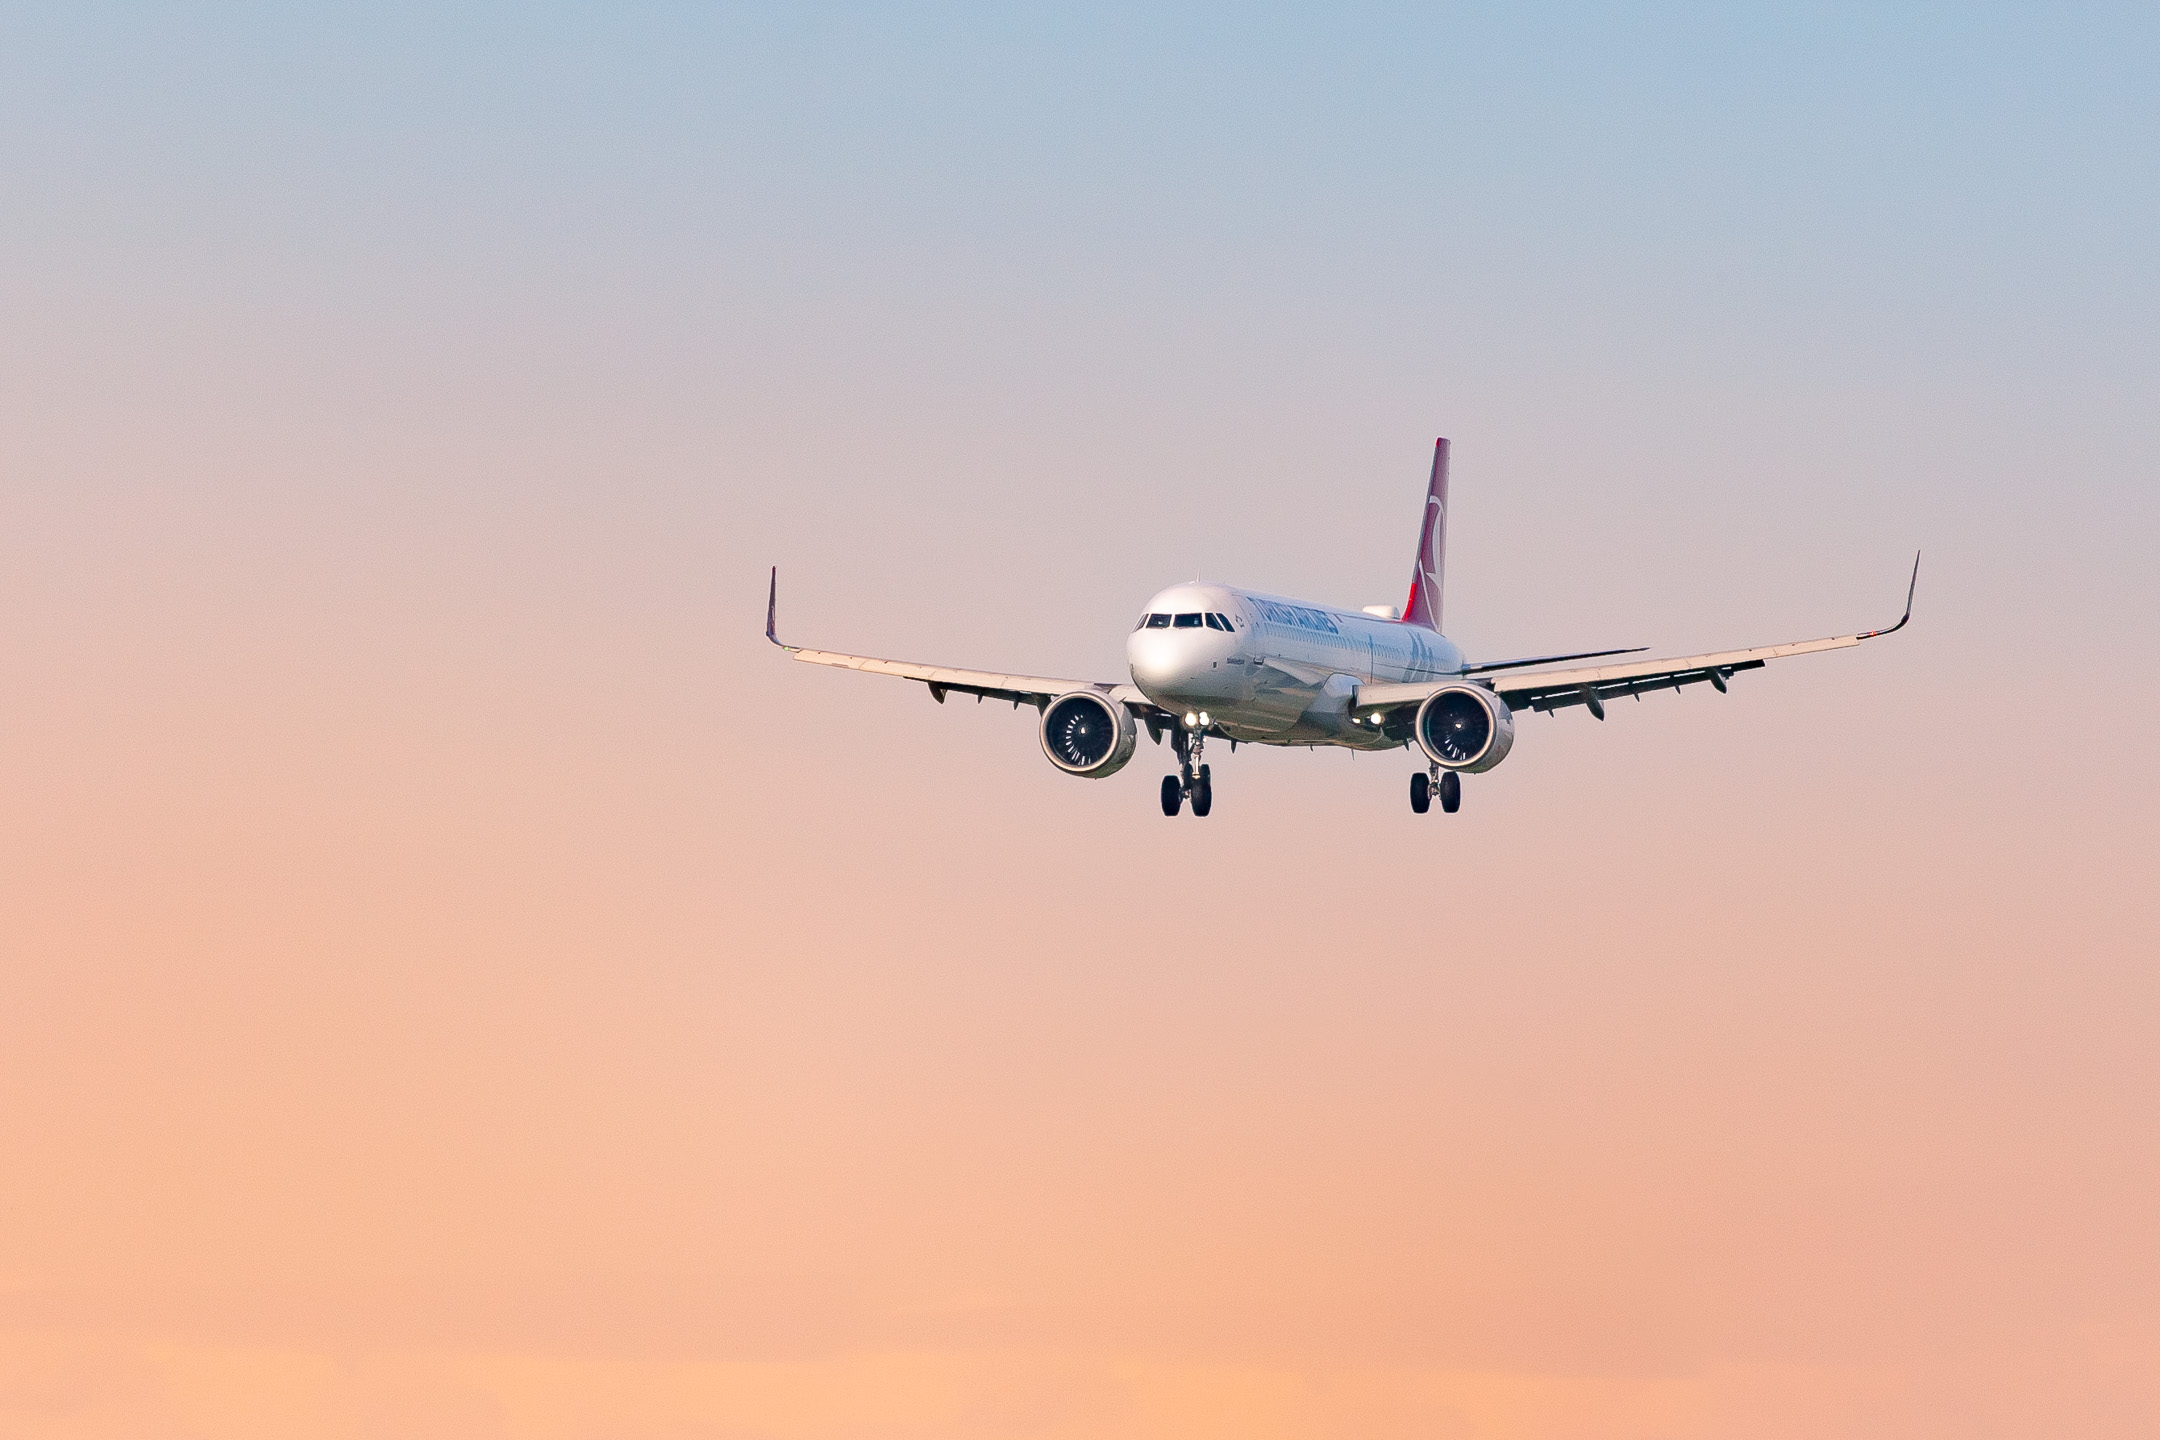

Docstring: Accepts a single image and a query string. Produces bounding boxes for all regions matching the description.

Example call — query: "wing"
[1357,555,1920,721]
[765,568,1164,718]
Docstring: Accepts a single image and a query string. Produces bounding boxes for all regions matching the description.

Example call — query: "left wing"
[766,568,1163,717]
[1357,554,1919,721]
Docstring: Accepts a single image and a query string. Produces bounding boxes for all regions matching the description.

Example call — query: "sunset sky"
[4,6,2157,1437]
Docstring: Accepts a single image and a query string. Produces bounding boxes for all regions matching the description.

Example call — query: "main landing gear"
[1411,766,1461,815]
[1161,726,1214,817]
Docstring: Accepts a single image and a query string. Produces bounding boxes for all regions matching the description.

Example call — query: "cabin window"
[1145,614,1172,628]
[1173,613,1204,628]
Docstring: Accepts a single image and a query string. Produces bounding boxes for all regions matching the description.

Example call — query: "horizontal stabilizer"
[1463,646,1645,674]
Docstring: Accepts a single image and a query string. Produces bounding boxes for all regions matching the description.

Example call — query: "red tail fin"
[1401,437,1449,631]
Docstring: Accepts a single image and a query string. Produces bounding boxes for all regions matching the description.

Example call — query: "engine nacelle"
[1414,684,1516,773]
[1040,690,1137,778]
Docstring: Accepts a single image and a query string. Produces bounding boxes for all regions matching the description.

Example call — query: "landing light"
[1184,712,1198,726]
[1198,711,1210,727]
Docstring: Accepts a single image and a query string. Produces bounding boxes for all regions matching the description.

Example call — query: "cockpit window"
[1144,613,1172,628]
[1173,613,1204,628]
[1203,613,1226,631]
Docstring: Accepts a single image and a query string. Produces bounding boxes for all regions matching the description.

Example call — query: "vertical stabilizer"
[1401,437,1449,631]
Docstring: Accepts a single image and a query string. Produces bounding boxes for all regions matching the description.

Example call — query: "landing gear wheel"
[1192,764,1212,817]
[1160,775,1183,816]
[1409,771,1430,814]
[1439,771,1461,813]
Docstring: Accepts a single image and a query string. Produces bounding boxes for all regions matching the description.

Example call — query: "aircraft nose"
[1126,631,1185,692]
[1128,627,1238,705]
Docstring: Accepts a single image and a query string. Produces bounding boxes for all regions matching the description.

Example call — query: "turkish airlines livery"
[767,438,1918,817]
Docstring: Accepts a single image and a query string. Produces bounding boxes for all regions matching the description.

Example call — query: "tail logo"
[1420,496,1444,594]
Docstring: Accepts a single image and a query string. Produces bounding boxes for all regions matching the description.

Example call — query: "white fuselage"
[1125,582,1465,748]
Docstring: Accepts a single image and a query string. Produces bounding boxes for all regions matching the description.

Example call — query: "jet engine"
[1040,690,1137,778]
[1414,684,1516,772]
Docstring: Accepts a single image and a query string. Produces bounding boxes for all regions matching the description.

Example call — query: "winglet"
[765,566,794,650]
[1858,551,1920,640]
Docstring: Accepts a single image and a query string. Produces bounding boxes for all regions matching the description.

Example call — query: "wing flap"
[1508,657,1766,713]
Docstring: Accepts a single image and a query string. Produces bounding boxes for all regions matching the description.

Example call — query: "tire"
[1409,771,1430,814]
[1192,767,1213,817]
[1439,770,1461,813]
[1160,775,1183,816]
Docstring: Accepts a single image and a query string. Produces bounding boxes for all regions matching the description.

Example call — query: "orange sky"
[5,7,2159,1437]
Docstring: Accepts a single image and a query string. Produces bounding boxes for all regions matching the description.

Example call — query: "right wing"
[1358,554,1920,720]
[765,568,1165,719]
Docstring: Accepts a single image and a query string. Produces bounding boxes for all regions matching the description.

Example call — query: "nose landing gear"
[1161,724,1215,817]
[1411,766,1462,815]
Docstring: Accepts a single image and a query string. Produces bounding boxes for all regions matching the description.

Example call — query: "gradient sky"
[4,5,2158,1437]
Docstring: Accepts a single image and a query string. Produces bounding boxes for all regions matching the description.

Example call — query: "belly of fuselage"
[1217,714,1403,749]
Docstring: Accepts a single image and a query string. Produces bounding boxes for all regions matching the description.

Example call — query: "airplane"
[766,437,1918,817]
